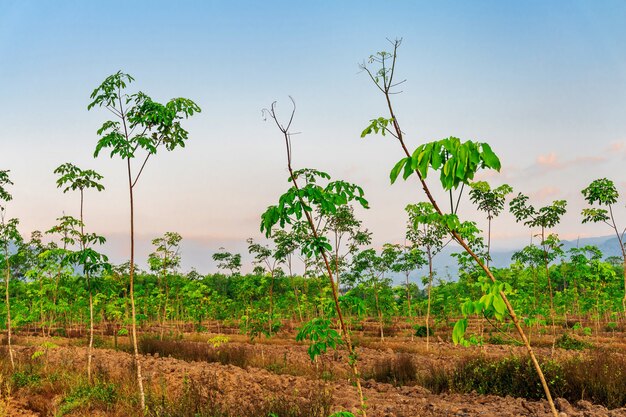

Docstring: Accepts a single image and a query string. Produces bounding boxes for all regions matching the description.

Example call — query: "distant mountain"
[420,235,624,284]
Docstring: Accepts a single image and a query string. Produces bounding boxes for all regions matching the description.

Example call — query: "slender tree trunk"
[127,159,146,410]
[426,252,433,351]
[87,279,94,381]
[80,190,96,383]
[4,245,14,370]
[374,286,384,341]
[486,217,492,268]
[541,228,557,354]
[268,270,274,337]
[406,271,413,341]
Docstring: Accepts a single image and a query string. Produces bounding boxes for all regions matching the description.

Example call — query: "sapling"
[148,232,182,340]
[469,181,513,267]
[322,205,372,291]
[0,170,20,369]
[349,247,397,341]
[260,99,369,416]
[405,202,447,350]
[581,178,626,315]
[89,71,200,409]
[54,163,107,381]
[360,40,559,416]
[509,193,566,350]
[272,229,304,321]
[247,237,281,336]
[212,248,242,276]
[388,242,426,337]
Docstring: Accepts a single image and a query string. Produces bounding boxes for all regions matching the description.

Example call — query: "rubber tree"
[405,202,447,350]
[581,178,626,315]
[247,237,282,336]
[0,170,20,369]
[388,242,425,334]
[321,205,372,292]
[360,40,559,416]
[148,232,182,340]
[349,247,396,341]
[54,163,107,381]
[272,229,304,321]
[469,181,513,267]
[260,99,369,416]
[511,243,546,312]
[88,71,200,410]
[212,248,242,276]
[509,193,566,350]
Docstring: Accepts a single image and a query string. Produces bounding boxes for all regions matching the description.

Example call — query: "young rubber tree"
[509,193,567,348]
[272,229,304,321]
[469,181,513,267]
[148,232,182,340]
[54,163,107,381]
[349,248,384,341]
[405,202,447,350]
[247,237,281,336]
[260,99,369,416]
[321,205,372,291]
[360,40,559,416]
[389,242,426,333]
[212,248,242,276]
[581,178,626,314]
[511,243,546,312]
[88,71,200,409]
[0,170,20,369]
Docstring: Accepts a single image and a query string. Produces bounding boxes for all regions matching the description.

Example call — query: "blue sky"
[1,1,626,272]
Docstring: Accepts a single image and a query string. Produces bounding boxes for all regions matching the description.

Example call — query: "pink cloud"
[607,141,625,153]
[536,152,561,168]
[530,186,560,200]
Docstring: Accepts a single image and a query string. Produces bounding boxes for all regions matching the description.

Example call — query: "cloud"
[529,186,561,200]
[606,141,625,153]
[536,152,562,168]
[523,152,607,176]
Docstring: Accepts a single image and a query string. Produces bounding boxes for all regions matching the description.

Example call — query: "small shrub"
[555,333,591,351]
[58,381,118,415]
[413,324,434,338]
[11,369,41,389]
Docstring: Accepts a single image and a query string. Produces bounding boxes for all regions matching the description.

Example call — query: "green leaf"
[452,318,468,345]
[481,143,501,170]
[390,158,407,184]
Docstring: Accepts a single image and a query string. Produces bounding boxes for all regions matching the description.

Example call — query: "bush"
[418,350,626,409]
[58,381,118,416]
[11,369,41,389]
[555,333,591,351]
[413,324,434,338]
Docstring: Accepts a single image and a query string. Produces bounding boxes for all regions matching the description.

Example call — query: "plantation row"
[0,233,624,340]
[2,40,625,416]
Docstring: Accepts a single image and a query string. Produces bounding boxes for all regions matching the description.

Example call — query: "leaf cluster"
[389,137,501,190]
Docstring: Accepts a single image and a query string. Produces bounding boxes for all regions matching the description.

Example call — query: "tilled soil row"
[8,344,626,417]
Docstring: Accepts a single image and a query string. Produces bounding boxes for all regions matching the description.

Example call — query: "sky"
[1,1,626,273]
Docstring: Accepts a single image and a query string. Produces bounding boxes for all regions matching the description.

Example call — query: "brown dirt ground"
[6,337,626,417]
